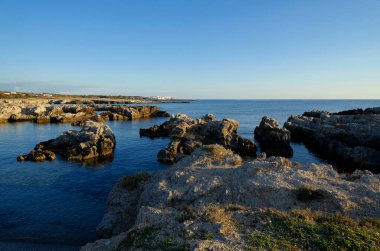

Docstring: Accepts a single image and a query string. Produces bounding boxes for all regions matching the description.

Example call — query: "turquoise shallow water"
[1,99,380,249]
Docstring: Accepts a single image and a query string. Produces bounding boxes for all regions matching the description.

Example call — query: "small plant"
[204,204,236,235]
[119,172,150,190]
[296,186,325,201]
[201,231,214,240]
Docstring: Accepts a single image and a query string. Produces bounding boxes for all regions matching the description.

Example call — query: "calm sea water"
[1,100,379,249]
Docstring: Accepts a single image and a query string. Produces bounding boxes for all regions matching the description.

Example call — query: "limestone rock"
[285,107,380,172]
[99,106,170,121]
[140,114,257,164]
[0,103,169,124]
[17,149,56,162]
[254,116,293,157]
[18,120,116,162]
[82,145,380,250]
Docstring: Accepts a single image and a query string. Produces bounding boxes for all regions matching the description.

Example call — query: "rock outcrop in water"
[18,120,116,162]
[98,106,170,121]
[0,102,170,124]
[17,149,56,162]
[82,144,380,250]
[284,107,380,172]
[254,116,293,157]
[140,114,257,164]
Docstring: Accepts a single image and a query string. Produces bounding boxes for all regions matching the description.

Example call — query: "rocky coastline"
[5,100,380,249]
[0,103,169,124]
[82,144,380,250]
[285,108,380,173]
[81,107,380,250]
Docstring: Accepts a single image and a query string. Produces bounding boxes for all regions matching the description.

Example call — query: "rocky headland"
[285,107,380,172]
[140,114,257,164]
[18,120,116,162]
[82,144,380,250]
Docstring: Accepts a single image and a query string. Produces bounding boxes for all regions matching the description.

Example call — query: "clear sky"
[0,0,379,99]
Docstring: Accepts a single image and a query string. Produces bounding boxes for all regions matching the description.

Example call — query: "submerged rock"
[254,116,293,157]
[18,120,116,162]
[140,114,257,164]
[82,144,380,250]
[285,107,380,172]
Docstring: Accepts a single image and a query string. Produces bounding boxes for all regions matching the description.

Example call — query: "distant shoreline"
[0,91,194,104]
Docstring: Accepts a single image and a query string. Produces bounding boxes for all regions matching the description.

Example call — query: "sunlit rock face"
[18,120,116,162]
[140,114,257,164]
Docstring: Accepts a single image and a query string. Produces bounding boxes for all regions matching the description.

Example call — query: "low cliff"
[82,144,380,250]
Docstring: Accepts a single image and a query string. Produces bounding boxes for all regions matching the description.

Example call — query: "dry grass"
[203,144,234,158]
[203,144,243,166]
[204,204,237,236]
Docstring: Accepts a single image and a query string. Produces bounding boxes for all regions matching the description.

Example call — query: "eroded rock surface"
[140,114,257,163]
[284,107,380,172]
[0,104,96,123]
[98,105,170,121]
[0,103,169,123]
[17,149,56,162]
[18,120,116,161]
[254,116,293,157]
[82,144,380,250]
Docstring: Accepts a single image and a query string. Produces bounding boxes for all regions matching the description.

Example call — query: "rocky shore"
[285,108,380,172]
[140,114,257,164]
[7,101,380,249]
[82,144,380,250]
[0,102,169,124]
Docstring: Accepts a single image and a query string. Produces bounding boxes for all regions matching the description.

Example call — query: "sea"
[1,99,379,250]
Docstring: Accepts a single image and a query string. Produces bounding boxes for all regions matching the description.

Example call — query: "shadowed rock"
[285,107,380,172]
[254,116,293,157]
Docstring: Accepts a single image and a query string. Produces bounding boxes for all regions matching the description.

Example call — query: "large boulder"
[18,121,116,162]
[254,116,293,157]
[141,114,257,164]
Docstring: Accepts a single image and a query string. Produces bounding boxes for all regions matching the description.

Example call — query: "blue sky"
[0,0,379,98]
